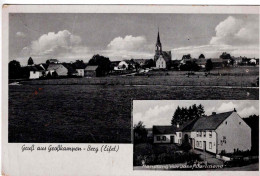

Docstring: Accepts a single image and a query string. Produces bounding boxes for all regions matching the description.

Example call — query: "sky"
[9,13,259,65]
[133,100,259,128]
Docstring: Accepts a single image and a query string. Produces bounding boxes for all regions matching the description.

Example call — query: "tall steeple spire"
[156,27,161,46]
[155,27,162,55]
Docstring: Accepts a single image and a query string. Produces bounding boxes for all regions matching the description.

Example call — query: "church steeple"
[155,28,162,55]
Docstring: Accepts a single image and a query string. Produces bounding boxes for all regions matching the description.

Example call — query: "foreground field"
[9,84,259,143]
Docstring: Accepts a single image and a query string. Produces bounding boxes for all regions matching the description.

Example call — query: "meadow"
[9,85,258,143]
[8,66,259,143]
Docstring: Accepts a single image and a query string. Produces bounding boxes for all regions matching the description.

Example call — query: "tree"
[199,54,205,59]
[220,52,232,60]
[197,104,205,117]
[134,121,148,144]
[205,59,213,73]
[182,54,191,60]
[88,54,111,76]
[9,60,21,79]
[46,60,50,65]
[73,60,86,69]
[171,106,182,125]
[171,104,205,126]
[144,59,155,68]
[28,57,34,65]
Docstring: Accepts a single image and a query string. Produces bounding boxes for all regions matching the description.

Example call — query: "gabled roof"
[62,63,77,74]
[190,111,233,130]
[153,125,179,135]
[35,65,45,71]
[179,118,200,132]
[27,66,38,71]
[47,63,67,70]
[85,65,98,71]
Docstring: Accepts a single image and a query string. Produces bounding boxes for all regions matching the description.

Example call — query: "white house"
[186,111,251,154]
[153,125,182,144]
[152,110,251,155]
[76,69,85,77]
[29,65,45,79]
[249,59,257,64]
[156,55,167,69]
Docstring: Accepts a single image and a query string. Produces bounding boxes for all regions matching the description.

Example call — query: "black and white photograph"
[8,12,259,143]
[133,100,259,171]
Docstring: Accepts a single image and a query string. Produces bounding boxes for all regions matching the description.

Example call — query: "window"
[196,132,199,137]
[209,131,212,138]
[179,133,181,137]
[200,141,202,147]
[162,136,166,141]
[199,131,202,137]
[203,131,206,137]
[196,141,199,147]
[239,122,241,125]
[156,136,160,141]
[225,121,227,125]
[209,142,212,149]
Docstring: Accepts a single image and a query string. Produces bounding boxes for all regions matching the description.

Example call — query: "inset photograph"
[133,100,259,171]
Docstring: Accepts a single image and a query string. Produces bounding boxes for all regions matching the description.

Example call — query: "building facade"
[152,110,251,155]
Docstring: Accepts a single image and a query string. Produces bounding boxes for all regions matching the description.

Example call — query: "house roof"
[35,65,45,71]
[62,63,77,74]
[208,58,224,63]
[49,59,59,63]
[153,125,179,135]
[27,66,38,71]
[27,65,45,71]
[190,111,234,131]
[40,63,48,70]
[47,63,66,70]
[85,65,98,71]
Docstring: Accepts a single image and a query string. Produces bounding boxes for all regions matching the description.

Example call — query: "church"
[154,29,172,69]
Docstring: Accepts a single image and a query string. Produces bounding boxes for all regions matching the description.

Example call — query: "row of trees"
[171,104,205,126]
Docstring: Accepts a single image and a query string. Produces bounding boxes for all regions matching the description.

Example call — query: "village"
[9,30,259,82]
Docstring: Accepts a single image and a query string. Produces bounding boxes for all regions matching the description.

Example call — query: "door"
[170,136,175,143]
[203,141,206,151]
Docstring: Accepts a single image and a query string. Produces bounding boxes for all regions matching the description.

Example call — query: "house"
[153,125,182,144]
[249,59,257,65]
[28,65,45,79]
[152,110,251,155]
[110,61,121,71]
[117,60,136,70]
[47,63,68,77]
[84,65,99,77]
[153,126,177,144]
[72,61,87,77]
[209,58,225,68]
[188,110,251,154]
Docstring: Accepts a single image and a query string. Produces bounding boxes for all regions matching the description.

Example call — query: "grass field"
[9,83,259,143]
[8,66,259,143]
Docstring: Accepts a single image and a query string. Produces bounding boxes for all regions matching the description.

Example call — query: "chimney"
[212,112,216,115]
[234,108,237,112]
